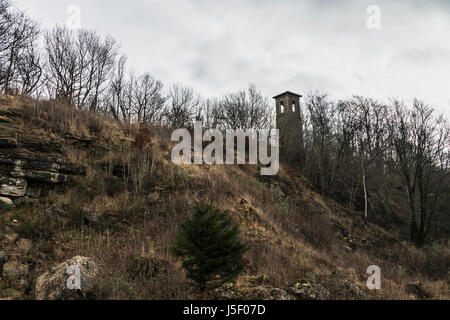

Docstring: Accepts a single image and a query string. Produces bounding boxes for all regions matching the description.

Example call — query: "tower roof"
[272,91,302,99]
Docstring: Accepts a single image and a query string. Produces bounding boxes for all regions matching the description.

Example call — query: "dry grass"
[1,94,448,300]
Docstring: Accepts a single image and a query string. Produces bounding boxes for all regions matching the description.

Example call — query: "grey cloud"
[13,0,450,115]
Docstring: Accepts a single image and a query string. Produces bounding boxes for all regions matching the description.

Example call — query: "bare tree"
[105,55,127,120]
[303,91,338,194]
[214,84,271,130]
[389,99,449,244]
[44,26,118,109]
[300,92,449,242]
[198,98,219,128]
[15,39,42,95]
[132,73,165,125]
[44,26,79,102]
[165,84,200,128]
[347,96,390,220]
[0,1,41,94]
[0,0,14,88]
[80,31,118,111]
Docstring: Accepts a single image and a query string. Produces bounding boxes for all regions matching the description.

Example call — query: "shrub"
[171,203,248,298]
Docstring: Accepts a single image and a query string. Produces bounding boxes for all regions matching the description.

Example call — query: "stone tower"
[273,91,303,163]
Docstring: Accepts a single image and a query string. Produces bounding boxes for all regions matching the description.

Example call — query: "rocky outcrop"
[0,196,14,209]
[2,260,29,280]
[35,256,99,300]
[0,175,26,197]
[289,280,330,300]
[0,251,7,264]
[63,133,92,146]
[3,232,18,244]
[240,198,263,223]
[0,152,86,176]
[214,281,295,300]
[2,260,29,290]
[252,285,294,300]
[13,238,33,256]
[0,229,33,294]
[0,137,86,208]
[216,279,330,300]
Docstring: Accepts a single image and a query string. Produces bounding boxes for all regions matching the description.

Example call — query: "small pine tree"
[171,203,248,298]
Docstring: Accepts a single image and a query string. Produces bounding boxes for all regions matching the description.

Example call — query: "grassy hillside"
[0,94,448,300]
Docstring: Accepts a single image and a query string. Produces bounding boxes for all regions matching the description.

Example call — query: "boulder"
[342,279,365,298]
[2,260,29,279]
[14,238,33,255]
[0,251,7,264]
[289,280,330,300]
[3,232,18,244]
[252,285,294,300]
[0,196,14,209]
[214,283,246,300]
[35,256,99,300]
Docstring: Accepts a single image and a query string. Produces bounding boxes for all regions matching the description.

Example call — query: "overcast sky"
[13,0,450,115]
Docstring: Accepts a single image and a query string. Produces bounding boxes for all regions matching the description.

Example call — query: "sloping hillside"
[0,95,448,300]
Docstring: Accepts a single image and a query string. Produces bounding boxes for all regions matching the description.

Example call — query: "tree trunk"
[360,156,368,220]
[406,186,417,242]
[363,166,368,220]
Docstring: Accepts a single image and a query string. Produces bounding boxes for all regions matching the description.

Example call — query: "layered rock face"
[0,137,86,207]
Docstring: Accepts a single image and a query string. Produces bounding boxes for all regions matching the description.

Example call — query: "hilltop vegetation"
[0,0,448,300]
[0,95,448,300]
